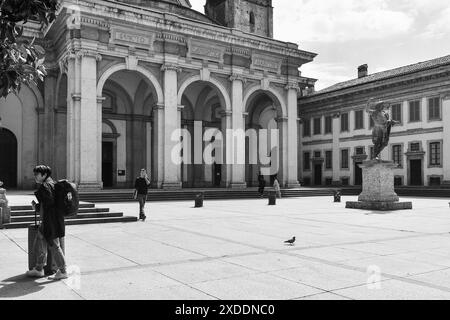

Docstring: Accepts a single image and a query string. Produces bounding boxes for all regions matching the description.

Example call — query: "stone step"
[10,212,124,223]
[2,216,138,229]
[10,203,96,211]
[11,207,110,217]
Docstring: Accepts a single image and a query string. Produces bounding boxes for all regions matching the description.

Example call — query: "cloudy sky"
[189,0,450,90]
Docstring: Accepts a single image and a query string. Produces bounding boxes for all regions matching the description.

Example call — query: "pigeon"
[284,237,296,245]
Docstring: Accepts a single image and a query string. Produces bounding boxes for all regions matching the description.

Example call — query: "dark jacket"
[34,178,65,242]
[134,177,150,195]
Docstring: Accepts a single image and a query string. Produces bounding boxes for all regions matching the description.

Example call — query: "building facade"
[0,0,316,190]
[298,57,450,187]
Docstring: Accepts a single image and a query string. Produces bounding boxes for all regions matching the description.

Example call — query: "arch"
[97,63,164,104]
[0,128,18,188]
[178,75,231,111]
[243,85,287,117]
[102,119,118,134]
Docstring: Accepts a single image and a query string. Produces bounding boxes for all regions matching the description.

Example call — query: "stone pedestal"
[346,160,412,211]
[0,188,11,227]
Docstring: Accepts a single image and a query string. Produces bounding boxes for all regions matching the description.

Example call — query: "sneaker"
[49,270,68,280]
[141,215,147,222]
[26,268,45,278]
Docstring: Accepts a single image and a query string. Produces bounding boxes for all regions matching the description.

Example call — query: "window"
[429,177,441,186]
[354,110,364,130]
[392,145,402,167]
[314,151,321,158]
[303,119,311,137]
[325,151,332,169]
[355,147,365,155]
[303,152,311,170]
[394,176,403,186]
[341,177,349,186]
[429,142,441,166]
[325,116,332,134]
[313,117,321,135]
[341,113,349,132]
[341,149,349,169]
[409,100,421,122]
[428,97,441,120]
[391,104,402,123]
[249,12,255,32]
[410,142,420,152]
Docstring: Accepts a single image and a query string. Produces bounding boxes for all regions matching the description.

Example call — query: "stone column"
[66,50,102,191]
[277,117,288,187]
[229,74,247,188]
[285,83,301,188]
[161,64,182,189]
[97,96,105,185]
[146,120,152,178]
[153,103,164,188]
[332,112,341,185]
[442,94,450,185]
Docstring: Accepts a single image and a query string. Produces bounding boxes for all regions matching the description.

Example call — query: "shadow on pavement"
[0,274,56,298]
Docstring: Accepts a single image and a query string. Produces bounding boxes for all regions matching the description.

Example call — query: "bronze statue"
[366,99,399,160]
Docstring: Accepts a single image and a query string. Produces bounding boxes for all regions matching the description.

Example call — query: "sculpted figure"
[366,99,399,160]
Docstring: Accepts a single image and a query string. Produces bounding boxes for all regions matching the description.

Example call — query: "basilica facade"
[0,0,316,190]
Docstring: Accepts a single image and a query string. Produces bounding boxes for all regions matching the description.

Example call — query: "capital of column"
[297,118,303,124]
[97,96,106,104]
[285,82,301,92]
[72,93,81,102]
[220,110,233,118]
[332,112,341,119]
[177,105,185,112]
[75,50,102,61]
[242,112,249,119]
[442,92,450,101]
[154,103,165,110]
[229,73,247,84]
[161,64,182,73]
[276,116,289,123]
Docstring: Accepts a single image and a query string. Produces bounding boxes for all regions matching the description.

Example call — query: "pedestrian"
[257,172,266,198]
[134,169,150,221]
[26,165,67,280]
[273,177,282,199]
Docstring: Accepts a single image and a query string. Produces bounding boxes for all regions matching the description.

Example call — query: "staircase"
[2,203,137,229]
[79,188,336,203]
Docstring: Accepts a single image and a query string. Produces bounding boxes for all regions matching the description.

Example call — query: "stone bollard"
[195,193,204,208]
[0,187,11,227]
[268,191,276,206]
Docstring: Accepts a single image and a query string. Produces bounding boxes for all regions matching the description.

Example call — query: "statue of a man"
[366,99,399,160]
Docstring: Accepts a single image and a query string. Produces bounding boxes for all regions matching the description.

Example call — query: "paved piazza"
[1,195,450,300]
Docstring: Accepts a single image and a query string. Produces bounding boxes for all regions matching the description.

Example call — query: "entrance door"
[314,164,322,186]
[213,163,222,187]
[410,160,423,186]
[102,141,114,188]
[354,162,363,186]
[0,129,17,188]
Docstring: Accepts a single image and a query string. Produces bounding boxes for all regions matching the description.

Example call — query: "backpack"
[55,180,79,217]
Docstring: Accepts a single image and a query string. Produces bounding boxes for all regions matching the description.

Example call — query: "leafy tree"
[0,0,58,98]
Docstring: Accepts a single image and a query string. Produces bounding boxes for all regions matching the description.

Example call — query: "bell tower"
[205,0,273,38]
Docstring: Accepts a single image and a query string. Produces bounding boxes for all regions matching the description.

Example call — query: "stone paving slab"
[1,196,450,300]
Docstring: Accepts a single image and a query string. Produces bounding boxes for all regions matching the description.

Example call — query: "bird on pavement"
[284,237,296,245]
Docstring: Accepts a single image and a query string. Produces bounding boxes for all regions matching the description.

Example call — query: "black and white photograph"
[1,0,450,311]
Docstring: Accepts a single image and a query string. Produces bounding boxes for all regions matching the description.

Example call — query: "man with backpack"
[26,165,71,280]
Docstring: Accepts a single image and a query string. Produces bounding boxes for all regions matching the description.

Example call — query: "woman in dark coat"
[26,165,67,280]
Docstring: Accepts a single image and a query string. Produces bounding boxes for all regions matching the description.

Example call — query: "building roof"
[314,55,450,96]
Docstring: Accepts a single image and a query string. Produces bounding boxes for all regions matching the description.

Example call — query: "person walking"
[257,172,266,198]
[134,169,151,221]
[26,165,67,280]
[273,177,282,199]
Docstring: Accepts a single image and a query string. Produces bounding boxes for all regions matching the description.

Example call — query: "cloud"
[418,6,450,39]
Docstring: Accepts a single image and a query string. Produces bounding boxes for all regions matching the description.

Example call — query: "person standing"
[26,165,67,280]
[134,169,151,221]
[273,177,282,199]
[257,172,266,198]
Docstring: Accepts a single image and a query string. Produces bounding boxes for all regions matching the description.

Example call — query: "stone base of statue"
[346,160,412,211]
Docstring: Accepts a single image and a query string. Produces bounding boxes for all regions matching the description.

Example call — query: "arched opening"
[0,128,18,188]
[100,69,158,188]
[179,80,227,188]
[54,73,68,180]
[245,90,283,187]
